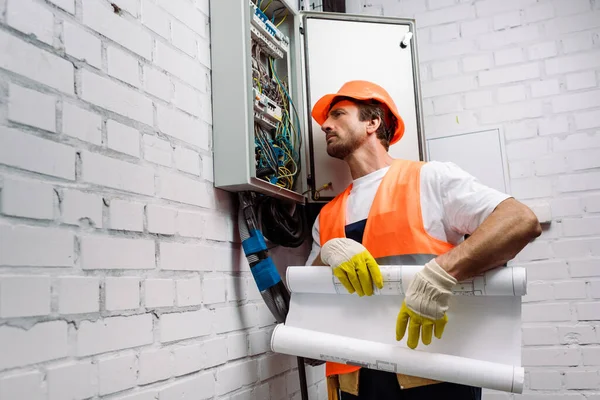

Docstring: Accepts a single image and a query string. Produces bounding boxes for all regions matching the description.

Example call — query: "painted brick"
[577,302,600,320]
[48,0,75,13]
[505,119,538,141]
[214,305,257,334]
[522,348,581,367]
[62,190,103,227]
[497,85,526,103]
[565,370,600,389]
[0,224,74,267]
[156,104,208,148]
[158,373,215,400]
[416,4,475,27]
[0,128,75,180]
[173,343,203,376]
[0,30,74,93]
[249,329,272,356]
[105,277,140,311]
[216,360,258,396]
[554,133,600,152]
[575,110,600,130]
[81,70,153,126]
[422,76,476,97]
[460,18,491,37]
[529,370,562,390]
[0,321,68,370]
[584,194,600,212]
[98,352,138,395]
[430,23,459,43]
[563,217,600,236]
[479,63,540,86]
[174,146,201,175]
[82,0,151,58]
[0,275,51,318]
[494,47,524,66]
[559,325,598,345]
[506,137,549,161]
[115,0,140,16]
[147,205,177,234]
[509,160,533,178]
[159,309,212,342]
[57,276,100,314]
[524,3,554,23]
[111,389,158,400]
[432,94,462,114]
[157,170,213,208]
[517,239,553,261]
[425,111,478,135]
[561,32,594,54]
[227,332,248,360]
[202,155,214,182]
[464,90,493,108]
[546,50,600,75]
[493,11,521,30]
[141,0,170,38]
[523,282,553,302]
[0,371,45,400]
[8,83,56,132]
[531,79,560,98]
[556,11,600,34]
[62,103,102,145]
[419,39,476,63]
[176,277,202,306]
[80,235,155,270]
[528,41,558,60]
[144,278,174,308]
[154,40,205,89]
[81,151,154,196]
[109,199,144,232]
[522,326,558,345]
[567,71,597,91]
[76,314,153,356]
[570,258,600,277]
[144,66,173,101]
[259,353,292,381]
[552,90,600,113]
[175,209,206,238]
[143,134,173,166]
[554,281,587,299]
[569,148,600,171]
[553,238,599,258]
[534,154,567,176]
[523,303,572,322]
[202,276,226,304]
[1,178,55,220]
[7,0,54,45]
[538,115,569,136]
[558,172,600,193]
[172,20,197,57]
[138,347,172,385]
[107,120,140,157]
[475,0,536,17]
[47,361,96,400]
[583,348,600,365]
[160,242,212,271]
[63,21,102,68]
[226,276,247,301]
[173,80,202,116]
[108,46,141,87]
[478,25,540,50]
[552,197,583,217]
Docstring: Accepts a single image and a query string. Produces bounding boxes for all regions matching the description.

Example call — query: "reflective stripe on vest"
[319,159,455,377]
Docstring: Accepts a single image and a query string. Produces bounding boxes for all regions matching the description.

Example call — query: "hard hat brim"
[311,92,405,145]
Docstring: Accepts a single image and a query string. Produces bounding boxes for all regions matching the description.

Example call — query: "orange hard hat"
[311,80,405,145]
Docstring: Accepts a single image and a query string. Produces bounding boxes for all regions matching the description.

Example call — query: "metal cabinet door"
[301,12,426,202]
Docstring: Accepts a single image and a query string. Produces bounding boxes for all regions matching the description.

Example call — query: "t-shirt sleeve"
[305,215,321,266]
[430,161,512,236]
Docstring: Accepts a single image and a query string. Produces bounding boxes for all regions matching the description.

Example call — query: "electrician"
[305,80,542,400]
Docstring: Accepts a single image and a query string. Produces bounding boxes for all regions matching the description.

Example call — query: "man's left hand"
[396,259,457,349]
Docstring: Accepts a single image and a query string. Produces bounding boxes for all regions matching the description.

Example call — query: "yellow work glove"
[396,259,457,349]
[321,238,383,296]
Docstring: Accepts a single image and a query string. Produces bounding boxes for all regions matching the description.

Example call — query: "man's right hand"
[321,238,383,296]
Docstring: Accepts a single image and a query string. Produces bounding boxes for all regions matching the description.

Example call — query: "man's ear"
[366,117,381,135]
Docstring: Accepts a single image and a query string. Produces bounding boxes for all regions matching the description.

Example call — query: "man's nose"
[321,118,333,133]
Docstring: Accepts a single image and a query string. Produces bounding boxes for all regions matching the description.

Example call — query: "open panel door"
[301,12,426,202]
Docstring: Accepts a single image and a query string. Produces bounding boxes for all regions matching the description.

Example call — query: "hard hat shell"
[311,80,405,145]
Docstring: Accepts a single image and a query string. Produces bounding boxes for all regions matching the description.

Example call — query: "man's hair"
[330,96,397,151]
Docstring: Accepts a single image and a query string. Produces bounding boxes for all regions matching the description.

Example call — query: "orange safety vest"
[319,159,455,377]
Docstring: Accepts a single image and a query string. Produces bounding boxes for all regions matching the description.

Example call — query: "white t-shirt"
[305,161,511,265]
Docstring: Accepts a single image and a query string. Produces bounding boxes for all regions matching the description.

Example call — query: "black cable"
[257,196,306,248]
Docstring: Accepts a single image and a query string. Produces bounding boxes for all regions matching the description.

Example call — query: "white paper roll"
[287,266,527,296]
[272,324,524,394]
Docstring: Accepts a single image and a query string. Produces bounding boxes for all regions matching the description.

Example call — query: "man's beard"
[326,132,364,160]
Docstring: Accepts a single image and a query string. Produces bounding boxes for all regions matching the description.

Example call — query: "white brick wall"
[363,0,600,398]
[0,2,312,399]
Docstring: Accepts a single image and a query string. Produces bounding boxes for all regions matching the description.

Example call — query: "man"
[305,80,542,400]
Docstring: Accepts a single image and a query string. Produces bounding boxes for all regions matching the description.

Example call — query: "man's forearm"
[435,198,542,282]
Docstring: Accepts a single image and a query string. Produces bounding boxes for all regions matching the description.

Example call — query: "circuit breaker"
[210,1,426,203]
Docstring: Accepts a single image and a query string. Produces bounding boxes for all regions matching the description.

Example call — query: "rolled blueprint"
[286,265,526,296]
[271,324,525,394]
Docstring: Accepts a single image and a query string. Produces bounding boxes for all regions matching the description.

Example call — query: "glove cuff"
[420,259,458,293]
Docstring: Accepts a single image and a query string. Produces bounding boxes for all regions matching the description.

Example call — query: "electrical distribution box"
[210,1,426,203]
